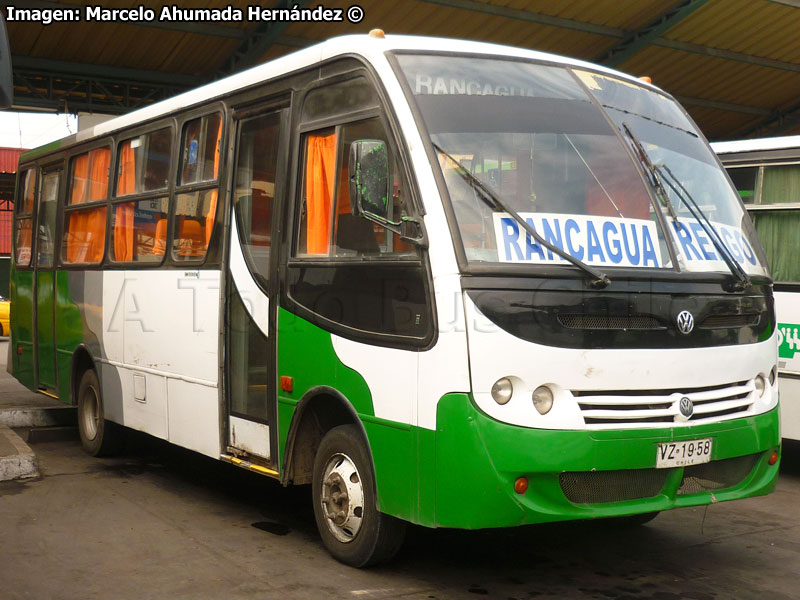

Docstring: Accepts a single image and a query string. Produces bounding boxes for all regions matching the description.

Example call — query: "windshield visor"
[396,54,768,277]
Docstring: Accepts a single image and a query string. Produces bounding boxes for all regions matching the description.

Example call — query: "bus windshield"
[396,54,768,277]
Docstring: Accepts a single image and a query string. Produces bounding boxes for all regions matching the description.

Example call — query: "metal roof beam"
[11,0,247,39]
[733,102,800,138]
[597,0,710,66]
[676,96,774,117]
[218,0,310,75]
[12,55,203,88]
[417,0,626,37]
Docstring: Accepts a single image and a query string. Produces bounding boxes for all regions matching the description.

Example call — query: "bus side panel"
[277,308,419,521]
[778,376,800,440]
[10,269,35,390]
[775,290,800,441]
[54,270,104,403]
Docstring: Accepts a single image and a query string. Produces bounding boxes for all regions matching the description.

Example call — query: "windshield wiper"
[432,143,610,289]
[658,164,751,291]
[621,123,678,221]
[621,124,750,291]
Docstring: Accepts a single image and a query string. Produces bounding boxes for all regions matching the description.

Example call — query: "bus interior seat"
[176,219,206,257]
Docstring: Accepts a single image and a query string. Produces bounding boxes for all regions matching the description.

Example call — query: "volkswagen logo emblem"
[676,310,695,335]
[679,396,694,418]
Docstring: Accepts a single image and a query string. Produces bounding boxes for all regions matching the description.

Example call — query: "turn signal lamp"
[532,386,554,415]
[514,477,529,494]
[638,76,653,84]
[369,29,385,38]
[768,451,779,466]
[491,377,513,405]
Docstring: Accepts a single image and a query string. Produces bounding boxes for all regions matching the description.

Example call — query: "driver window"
[296,117,414,259]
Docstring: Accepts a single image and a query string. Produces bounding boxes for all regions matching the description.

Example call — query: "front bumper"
[432,394,780,528]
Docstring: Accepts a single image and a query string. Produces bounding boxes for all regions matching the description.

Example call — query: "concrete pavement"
[0,340,71,481]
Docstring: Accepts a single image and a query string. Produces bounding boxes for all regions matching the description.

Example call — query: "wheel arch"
[70,344,97,406]
[281,385,374,487]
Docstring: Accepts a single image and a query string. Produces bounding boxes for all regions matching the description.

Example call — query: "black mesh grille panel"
[678,454,761,495]
[700,314,760,329]
[559,468,670,504]
[557,314,663,330]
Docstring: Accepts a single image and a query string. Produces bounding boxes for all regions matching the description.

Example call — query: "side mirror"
[0,14,13,109]
[349,139,390,221]
[348,138,427,247]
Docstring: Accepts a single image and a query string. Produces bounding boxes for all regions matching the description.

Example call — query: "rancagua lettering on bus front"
[492,213,662,268]
[414,73,539,97]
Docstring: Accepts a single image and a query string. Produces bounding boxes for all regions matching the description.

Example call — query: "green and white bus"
[10,32,780,567]
[713,136,800,441]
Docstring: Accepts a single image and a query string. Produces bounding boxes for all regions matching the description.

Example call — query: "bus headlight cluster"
[532,386,554,415]
[491,377,513,405]
[755,374,767,398]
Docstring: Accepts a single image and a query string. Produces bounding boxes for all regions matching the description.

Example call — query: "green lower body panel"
[429,394,780,529]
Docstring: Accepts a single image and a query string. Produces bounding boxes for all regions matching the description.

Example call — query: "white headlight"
[491,377,513,405]
[532,386,554,415]
[755,374,767,398]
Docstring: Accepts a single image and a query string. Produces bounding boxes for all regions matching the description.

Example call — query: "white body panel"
[464,294,778,430]
[776,290,800,440]
[229,416,270,458]
[98,269,221,457]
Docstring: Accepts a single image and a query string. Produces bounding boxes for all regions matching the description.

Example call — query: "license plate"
[656,438,712,468]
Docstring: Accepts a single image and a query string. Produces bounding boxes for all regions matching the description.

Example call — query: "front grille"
[678,454,760,495]
[557,314,663,330]
[574,379,755,429]
[559,468,669,504]
[700,314,760,329]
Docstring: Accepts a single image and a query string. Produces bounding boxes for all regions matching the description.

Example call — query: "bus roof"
[19,33,659,164]
[711,135,800,155]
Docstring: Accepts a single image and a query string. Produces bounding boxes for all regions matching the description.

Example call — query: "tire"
[77,369,123,457]
[312,424,406,567]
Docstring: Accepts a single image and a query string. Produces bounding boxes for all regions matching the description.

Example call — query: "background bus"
[713,136,800,441]
[10,33,781,567]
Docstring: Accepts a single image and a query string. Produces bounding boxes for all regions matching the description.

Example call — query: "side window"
[62,147,110,264]
[748,164,800,282]
[287,87,430,343]
[112,127,173,263]
[296,117,415,258]
[14,168,36,267]
[234,111,281,280]
[36,171,61,268]
[173,113,222,261]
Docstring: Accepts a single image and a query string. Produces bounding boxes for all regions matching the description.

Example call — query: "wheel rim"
[81,384,100,442]
[319,452,365,543]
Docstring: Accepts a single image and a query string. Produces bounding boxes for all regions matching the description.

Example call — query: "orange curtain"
[22,171,35,213]
[305,133,337,254]
[65,207,107,264]
[71,154,89,205]
[88,148,110,201]
[15,218,32,264]
[65,150,109,263]
[205,118,223,246]
[114,142,136,261]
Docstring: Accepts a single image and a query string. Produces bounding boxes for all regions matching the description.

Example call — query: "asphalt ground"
[0,341,799,599]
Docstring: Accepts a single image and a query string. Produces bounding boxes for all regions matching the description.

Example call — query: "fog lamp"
[532,386,554,415]
[491,377,513,405]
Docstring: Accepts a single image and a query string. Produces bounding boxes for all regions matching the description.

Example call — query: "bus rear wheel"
[77,369,122,457]
[312,424,406,567]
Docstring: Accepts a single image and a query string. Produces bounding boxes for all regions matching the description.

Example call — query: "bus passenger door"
[33,167,61,392]
[225,105,287,467]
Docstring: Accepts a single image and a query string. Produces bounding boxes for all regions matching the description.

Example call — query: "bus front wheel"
[77,369,122,457]
[312,424,406,567]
